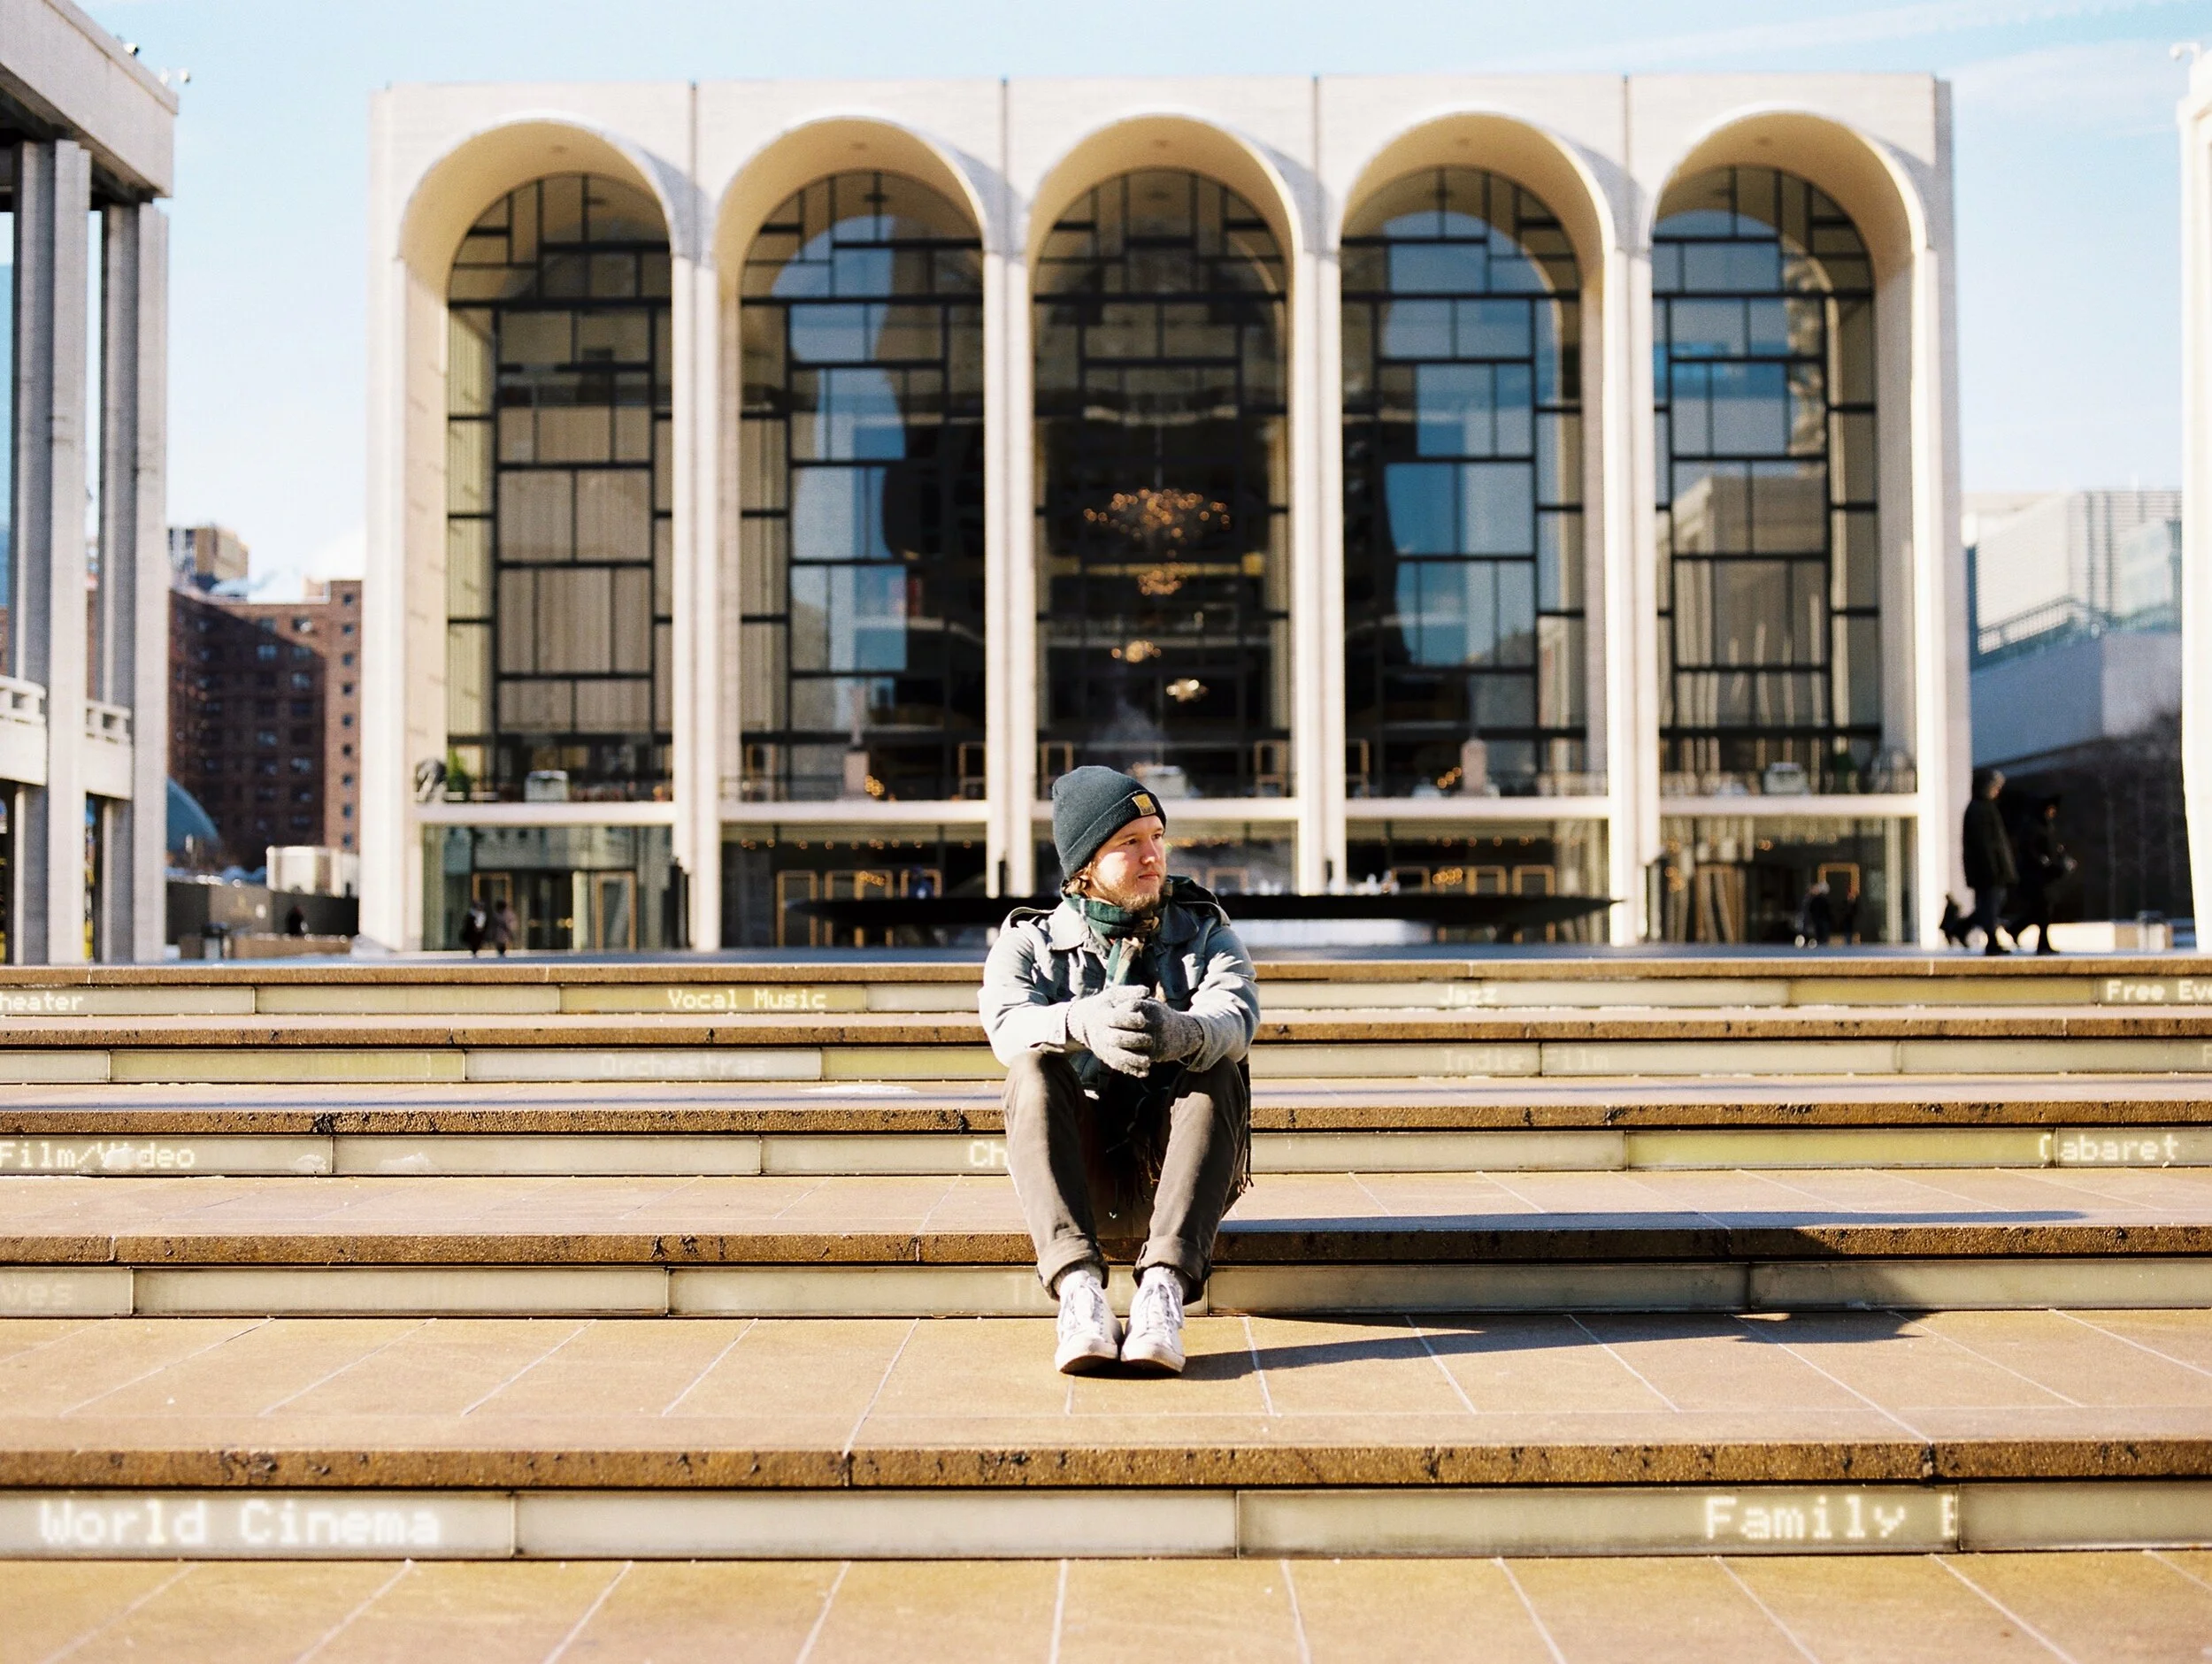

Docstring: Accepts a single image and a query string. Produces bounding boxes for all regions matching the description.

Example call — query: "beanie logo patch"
[1131,792,1156,816]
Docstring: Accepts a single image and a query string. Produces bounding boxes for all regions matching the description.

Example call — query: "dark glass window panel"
[739,172,986,802]
[442,175,673,801]
[1653,166,1879,791]
[1343,167,1587,798]
[1033,171,1290,800]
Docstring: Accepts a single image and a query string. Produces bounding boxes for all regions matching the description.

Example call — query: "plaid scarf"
[1071,892,1163,987]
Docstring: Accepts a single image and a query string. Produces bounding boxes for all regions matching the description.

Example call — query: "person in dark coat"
[2009,794,2071,956]
[459,901,487,956]
[1961,767,2016,955]
[1796,879,1835,947]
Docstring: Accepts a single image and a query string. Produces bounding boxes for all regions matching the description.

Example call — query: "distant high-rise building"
[1965,490,2185,653]
[167,525,250,591]
[1965,490,2192,923]
[169,579,365,861]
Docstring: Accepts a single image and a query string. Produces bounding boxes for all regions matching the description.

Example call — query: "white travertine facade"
[365,73,1966,950]
[3,0,175,963]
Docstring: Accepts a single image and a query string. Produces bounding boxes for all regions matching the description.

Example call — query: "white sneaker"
[1054,1271,1119,1375]
[1122,1270,1186,1375]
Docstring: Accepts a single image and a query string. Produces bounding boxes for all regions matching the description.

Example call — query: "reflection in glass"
[1346,821,1608,943]
[1034,171,1289,800]
[444,174,672,801]
[739,173,984,802]
[1341,169,1586,800]
[723,824,987,947]
[424,824,677,950]
[1655,167,1883,795]
[1650,816,1913,944]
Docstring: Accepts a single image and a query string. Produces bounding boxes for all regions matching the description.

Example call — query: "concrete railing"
[0,674,49,787]
[82,699,134,801]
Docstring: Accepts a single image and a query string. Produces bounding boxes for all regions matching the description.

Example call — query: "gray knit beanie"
[1051,767,1164,878]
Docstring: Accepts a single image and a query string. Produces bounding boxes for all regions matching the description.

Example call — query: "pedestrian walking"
[459,901,487,955]
[1795,878,1835,947]
[2009,794,2073,956]
[486,898,518,957]
[1961,767,2016,955]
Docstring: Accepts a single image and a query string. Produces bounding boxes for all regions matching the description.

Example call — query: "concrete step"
[5,1077,2212,1176]
[2,955,2206,1017]
[3,1009,2212,1085]
[9,1553,2212,1657]
[12,1167,2212,1317]
[6,1310,2212,1560]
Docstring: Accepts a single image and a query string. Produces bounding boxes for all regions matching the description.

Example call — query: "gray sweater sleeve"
[979,921,1073,1065]
[1179,923,1260,1071]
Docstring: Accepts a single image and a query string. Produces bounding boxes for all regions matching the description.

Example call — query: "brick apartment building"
[169,573,364,863]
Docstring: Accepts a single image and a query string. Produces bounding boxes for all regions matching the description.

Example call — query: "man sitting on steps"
[980,766,1259,1376]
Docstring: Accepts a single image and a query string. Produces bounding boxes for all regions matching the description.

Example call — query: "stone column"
[9,140,93,964]
[667,247,714,948]
[981,227,1018,899]
[999,239,1039,899]
[95,202,170,962]
[679,248,722,949]
[1604,203,1660,943]
[1290,204,1345,895]
[2182,55,2212,941]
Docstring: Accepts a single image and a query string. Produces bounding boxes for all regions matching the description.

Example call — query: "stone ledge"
[11,1223,2212,1269]
[0,954,2194,988]
[3,1009,2212,1047]
[17,1255,2212,1321]
[4,1481,2212,1558]
[5,1077,2212,1135]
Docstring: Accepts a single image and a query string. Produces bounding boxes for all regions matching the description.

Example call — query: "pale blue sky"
[86,0,2212,597]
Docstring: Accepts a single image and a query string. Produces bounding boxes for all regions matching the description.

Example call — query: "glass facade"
[1034,171,1290,801]
[723,824,987,947]
[1031,826,1295,897]
[425,824,676,951]
[1652,815,1913,944]
[1341,169,1587,800]
[1347,821,1609,942]
[737,173,987,803]
[398,133,1944,953]
[1654,166,1883,798]
[444,174,674,803]
[2,205,12,680]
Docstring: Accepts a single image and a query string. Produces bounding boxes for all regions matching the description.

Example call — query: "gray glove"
[1141,1000,1205,1064]
[1065,985,1153,1077]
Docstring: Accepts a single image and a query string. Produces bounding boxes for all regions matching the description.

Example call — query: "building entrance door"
[471,870,575,950]
[588,873,637,951]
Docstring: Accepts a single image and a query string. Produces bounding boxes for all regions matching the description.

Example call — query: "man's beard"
[1086,870,1165,916]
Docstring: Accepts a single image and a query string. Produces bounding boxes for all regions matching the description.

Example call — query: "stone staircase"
[5,955,2212,1583]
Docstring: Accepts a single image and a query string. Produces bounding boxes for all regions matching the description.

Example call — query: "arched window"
[1340,167,1585,801]
[445,173,672,802]
[1654,165,1880,795]
[1034,170,1288,801]
[736,172,986,802]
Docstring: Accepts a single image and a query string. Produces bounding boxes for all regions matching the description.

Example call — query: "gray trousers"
[1002,1050,1249,1297]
